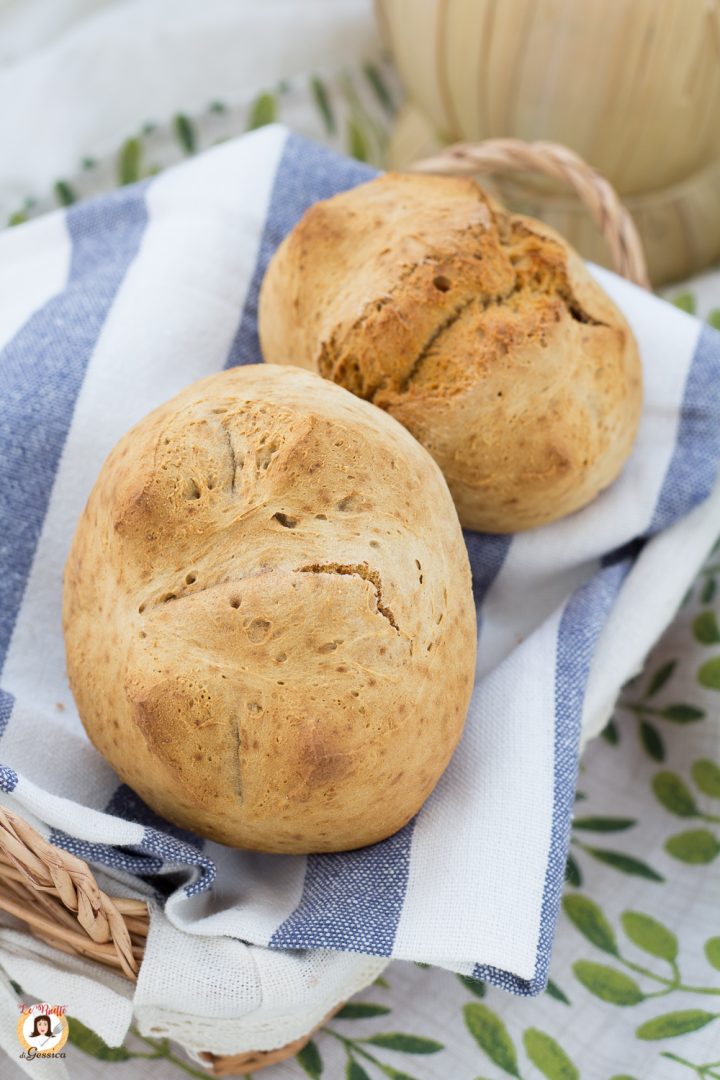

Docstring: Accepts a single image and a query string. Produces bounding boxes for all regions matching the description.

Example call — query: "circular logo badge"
[16,1007,69,1055]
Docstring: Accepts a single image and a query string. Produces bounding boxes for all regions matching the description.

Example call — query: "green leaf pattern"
[653,772,699,817]
[562,894,618,955]
[665,829,720,864]
[297,1039,323,1078]
[172,114,196,155]
[247,92,278,131]
[364,1033,443,1054]
[636,1011,719,1040]
[522,1028,579,1080]
[9,59,398,224]
[704,938,720,971]
[621,911,678,962]
[67,1017,131,1061]
[310,76,336,134]
[572,962,645,1005]
[698,657,720,690]
[463,1004,520,1076]
[337,1003,392,1020]
[347,1060,372,1080]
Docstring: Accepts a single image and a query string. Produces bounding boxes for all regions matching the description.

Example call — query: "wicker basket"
[378,0,720,284]
[0,139,647,1076]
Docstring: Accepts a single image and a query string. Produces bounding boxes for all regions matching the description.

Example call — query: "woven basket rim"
[411,137,650,288]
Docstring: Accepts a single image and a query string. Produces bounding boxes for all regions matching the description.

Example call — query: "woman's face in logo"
[17,1006,69,1056]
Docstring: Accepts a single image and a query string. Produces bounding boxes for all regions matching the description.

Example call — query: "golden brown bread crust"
[63,364,476,853]
[259,172,643,532]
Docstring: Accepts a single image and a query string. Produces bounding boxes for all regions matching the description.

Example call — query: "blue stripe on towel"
[470,557,632,993]
[50,829,166,879]
[0,188,148,682]
[226,132,375,369]
[0,690,15,741]
[469,320,720,994]
[270,820,415,954]
[106,784,205,851]
[0,765,18,793]
[463,532,512,607]
[532,558,631,991]
[50,825,215,891]
[650,322,720,532]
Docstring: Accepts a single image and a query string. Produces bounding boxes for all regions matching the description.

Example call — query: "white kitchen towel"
[0,125,719,1022]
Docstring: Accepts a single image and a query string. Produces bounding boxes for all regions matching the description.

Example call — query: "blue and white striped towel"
[1,125,719,1002]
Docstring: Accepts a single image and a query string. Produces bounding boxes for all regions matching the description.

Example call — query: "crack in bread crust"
[298,561,399,631]
[398,297,474,393]
[225,428,238,494]
[315,199,609,405]
[145,563,400,637]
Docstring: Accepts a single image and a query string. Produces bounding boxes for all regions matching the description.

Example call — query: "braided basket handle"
[0,805,141,980]
[410,138,650,289]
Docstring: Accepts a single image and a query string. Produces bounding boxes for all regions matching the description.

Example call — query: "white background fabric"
[0,0,381,221]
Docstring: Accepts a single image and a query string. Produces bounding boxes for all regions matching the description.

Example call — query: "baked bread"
[259,172,643,532]
[63,364,476,853]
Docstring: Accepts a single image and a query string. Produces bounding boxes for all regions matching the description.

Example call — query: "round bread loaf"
[63,364,476,853]
[259,173,643,532]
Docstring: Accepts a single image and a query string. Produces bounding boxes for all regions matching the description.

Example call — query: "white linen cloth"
[0,124,718,1067]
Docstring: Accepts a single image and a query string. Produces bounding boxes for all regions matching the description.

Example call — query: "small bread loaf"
[259,173,643,532]
[63,365,476,853]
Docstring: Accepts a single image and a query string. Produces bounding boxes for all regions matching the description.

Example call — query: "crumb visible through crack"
[298,561,399,631]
